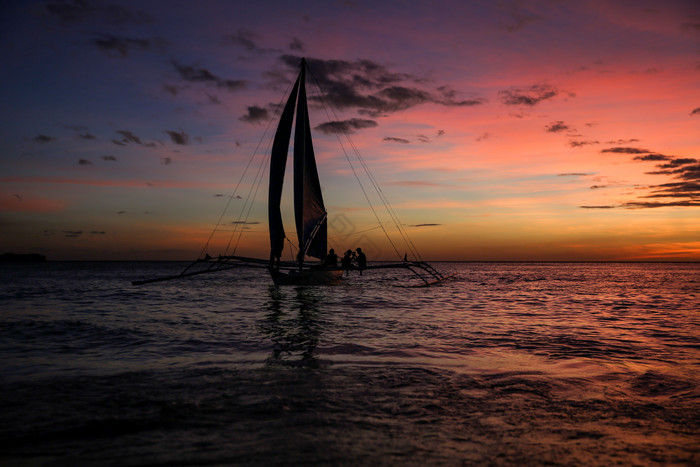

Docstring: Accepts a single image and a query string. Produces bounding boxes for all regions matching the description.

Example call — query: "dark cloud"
[76,132,96,140]
[102,155,117,161]
[91,34,154,58]
[605,153,700,208]
[654,158,697,169]
[240,105,270,124]
[646,162,700,179]
[605,138,639,144]
[172,61,246,92]
[569,140,599,148]
[289,38,304,51]
[579,205,616,209]
[691,107,700,116]
[383,137,410,144]
[589,185,608,189]
[498,84,561,106]
[90,231,106,235]
[545,121,570,133]
[162,157,172,165]
[231,221,261,225]
[314,118,377,134]
[417,135,430,143]
[115,130,141,144]
[33,134,56,143]
[633,154,670,161]
[621,200,700,209]
[278,55,484,117]
[78,158,93,165]
[112,130,157,147]
[163,84,178,96]
[166,130,189,145]
[437,130,445,137]
[62,230,82,237]
[117,211,126,214]
[601,147,652,154]
[407,223,442,227]
[44,0,153,26]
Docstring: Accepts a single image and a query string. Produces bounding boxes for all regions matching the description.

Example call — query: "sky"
[1,0,699,261]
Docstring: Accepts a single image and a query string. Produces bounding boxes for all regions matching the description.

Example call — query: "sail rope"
[307,66,424,262]
[198,59,425,264]
[200,75,298,259]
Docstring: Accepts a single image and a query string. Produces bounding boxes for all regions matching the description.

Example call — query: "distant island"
[1,253,46,262]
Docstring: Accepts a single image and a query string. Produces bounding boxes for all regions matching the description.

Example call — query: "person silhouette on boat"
[325,249,338,268]
[355,247,367,275]
[341,249,354,275]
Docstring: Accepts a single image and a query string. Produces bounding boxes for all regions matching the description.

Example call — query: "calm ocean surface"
[1,261,698,465]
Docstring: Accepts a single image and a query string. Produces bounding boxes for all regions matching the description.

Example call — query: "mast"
[294,58,328,263]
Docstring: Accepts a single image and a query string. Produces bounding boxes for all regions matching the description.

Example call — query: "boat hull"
[269,268,343,285]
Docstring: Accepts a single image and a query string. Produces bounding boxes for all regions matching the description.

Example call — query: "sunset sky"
[2,0,699,261]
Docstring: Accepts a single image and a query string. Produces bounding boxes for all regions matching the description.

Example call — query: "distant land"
[1,253,46,262]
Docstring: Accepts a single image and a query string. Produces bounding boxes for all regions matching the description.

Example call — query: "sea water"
[0,262,698,465]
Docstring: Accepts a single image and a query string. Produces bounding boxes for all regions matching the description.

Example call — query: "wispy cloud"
[62,230,82,238]
[545,121,571,133]
[111,130,157,147]
[383,137,410,144]
[601,146,652,154]
[569,140,599,148]
[32,134,56,143]
[91,34,158,58]
[172,61,246,91]
[239,105,269,124]
[166,130,189,145]
[633,154,670,161]
[596,145,700,208]
[498,84,563,106]
[315,118,377,134]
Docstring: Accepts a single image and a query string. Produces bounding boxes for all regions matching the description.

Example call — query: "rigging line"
[220,74,298,256]
[344,134,424,261]
[306,68,405,261]
[328,225,382,238]
[228,147,270,255]
[307,71,398,256]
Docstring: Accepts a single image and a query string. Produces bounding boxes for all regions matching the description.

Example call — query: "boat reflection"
[259,286,325,367]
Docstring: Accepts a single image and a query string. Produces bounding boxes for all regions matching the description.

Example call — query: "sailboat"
[133,58,453,287]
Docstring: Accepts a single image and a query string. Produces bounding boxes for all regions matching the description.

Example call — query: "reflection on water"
[259,286,324,367]
[0,262,698,465]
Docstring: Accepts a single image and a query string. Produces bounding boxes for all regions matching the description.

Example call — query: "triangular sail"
[268,59,327,262]
[293,62,327,260]
[268,75,301,260]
